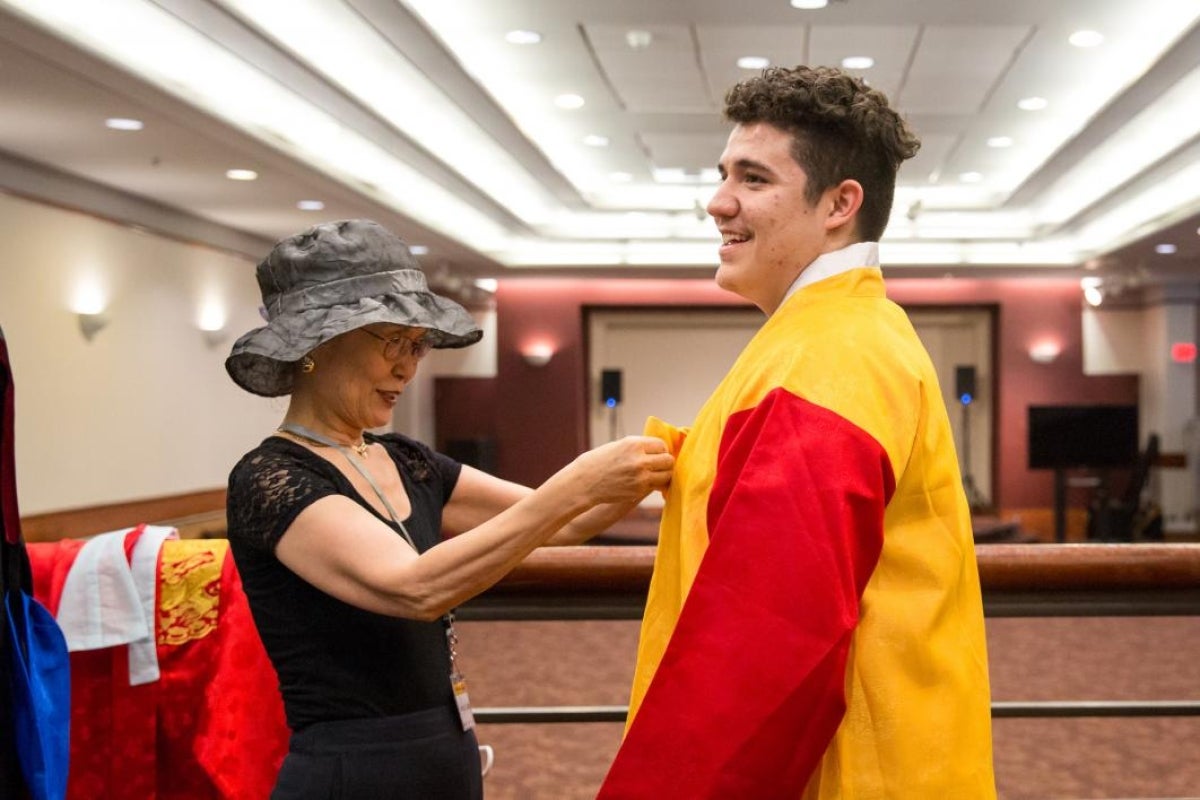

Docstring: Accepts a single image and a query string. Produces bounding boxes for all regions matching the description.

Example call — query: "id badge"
[452,673,475,731]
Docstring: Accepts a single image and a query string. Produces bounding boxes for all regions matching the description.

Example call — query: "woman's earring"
[300,355,316,373]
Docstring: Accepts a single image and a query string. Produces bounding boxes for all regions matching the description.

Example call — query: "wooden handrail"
[493,545,655,593]
[462,543,1200,619]
[490,543,1200,593]
[977,543,1200,590]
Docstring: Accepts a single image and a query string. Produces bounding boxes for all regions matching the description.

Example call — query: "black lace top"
[226,432,462,731]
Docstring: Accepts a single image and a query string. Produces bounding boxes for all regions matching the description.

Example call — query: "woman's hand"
[569,435,674,504]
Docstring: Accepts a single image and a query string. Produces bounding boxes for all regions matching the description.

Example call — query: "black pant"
[272,705,483,799]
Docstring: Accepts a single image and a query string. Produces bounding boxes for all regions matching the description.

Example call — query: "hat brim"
[225,290,482,397]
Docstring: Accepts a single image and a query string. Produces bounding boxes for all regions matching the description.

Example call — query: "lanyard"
[276,422,467,694]
[277,423,417,549]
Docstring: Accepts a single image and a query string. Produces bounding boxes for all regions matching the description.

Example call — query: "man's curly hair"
[724,65,920,242]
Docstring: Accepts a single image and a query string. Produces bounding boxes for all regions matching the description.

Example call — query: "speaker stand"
[960,401,987,510]
[1053,468,1067,543]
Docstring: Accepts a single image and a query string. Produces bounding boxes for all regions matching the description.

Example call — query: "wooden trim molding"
[19,487,227,542]
[1158,452,1187,469]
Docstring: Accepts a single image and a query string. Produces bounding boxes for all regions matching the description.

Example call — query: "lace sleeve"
[226,443,339,552]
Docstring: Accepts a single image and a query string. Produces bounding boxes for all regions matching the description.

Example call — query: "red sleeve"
[600,388,894,799]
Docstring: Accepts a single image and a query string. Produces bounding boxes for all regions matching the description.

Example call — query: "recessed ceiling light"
[609,172,634,183]
[583,134,610,147]
[409,245,430,255]
[505,30,542,45]
[737,56,770,70]
[1017,96,1049,111]
[987,136,1014,148]
[297,200,325,211]
[225,168,258,181]
[1155,243,1177,254]
[105,117,144,131]
[959,171,984,183]
[625,30,653,49]
[554,93,585,110]
[790,0,828,8]
[841,56,875,70]
[1068,30,1105,48]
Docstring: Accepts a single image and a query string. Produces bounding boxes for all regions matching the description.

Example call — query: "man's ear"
[823,179,864,234]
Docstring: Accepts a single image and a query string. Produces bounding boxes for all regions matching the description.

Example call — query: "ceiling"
[1,0,1198,293]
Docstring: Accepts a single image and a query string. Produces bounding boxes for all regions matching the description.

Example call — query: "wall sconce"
[77,312,109,341]
[520,343,554,367]
[1028,340,1062,364]
[71,279,109,341]
[198,300,228,349]
[200,326,228,349]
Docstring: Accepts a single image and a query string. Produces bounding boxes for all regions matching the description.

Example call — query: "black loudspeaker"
[955,365,977,403]
[600,369,623,406]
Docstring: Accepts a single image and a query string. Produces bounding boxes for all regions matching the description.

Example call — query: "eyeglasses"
[359,328,433,361]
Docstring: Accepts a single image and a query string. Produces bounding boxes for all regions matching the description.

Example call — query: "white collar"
[780,241,880,307]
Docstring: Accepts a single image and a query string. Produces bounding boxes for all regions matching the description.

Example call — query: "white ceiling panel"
[587,24,712,112]
[897,132,959,186]
[0,0,1196,281]
[640,132,731,172]
[900,26,1033,115]
[694,24,810,100]
[808,25,921,102]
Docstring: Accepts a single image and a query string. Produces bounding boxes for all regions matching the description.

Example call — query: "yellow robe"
[600,267,996,799]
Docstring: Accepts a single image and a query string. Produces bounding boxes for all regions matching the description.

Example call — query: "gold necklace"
[277,424,370,459]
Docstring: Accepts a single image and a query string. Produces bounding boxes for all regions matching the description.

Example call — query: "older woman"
[224,219,672,799]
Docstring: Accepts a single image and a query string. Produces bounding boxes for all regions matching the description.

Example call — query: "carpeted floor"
[455,616,1200,799]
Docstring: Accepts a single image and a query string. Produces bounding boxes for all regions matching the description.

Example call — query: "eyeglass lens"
[384,336,431,360]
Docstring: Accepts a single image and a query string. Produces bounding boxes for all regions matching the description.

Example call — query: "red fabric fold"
[29,529,157,800]
[27,538,289,799]
[600,389,893,799]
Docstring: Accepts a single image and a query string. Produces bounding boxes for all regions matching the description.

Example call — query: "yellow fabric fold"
[625,268,996,797]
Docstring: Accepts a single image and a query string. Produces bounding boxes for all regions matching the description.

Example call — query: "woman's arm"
[439,466,532,536]
[545,499,644,545]
[274,435,672,621]
[440,466,642,546]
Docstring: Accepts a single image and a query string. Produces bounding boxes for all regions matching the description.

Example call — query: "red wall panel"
[434,276,1138,507]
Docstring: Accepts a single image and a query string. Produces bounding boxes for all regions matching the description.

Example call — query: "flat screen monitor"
[1027,404,1138,470]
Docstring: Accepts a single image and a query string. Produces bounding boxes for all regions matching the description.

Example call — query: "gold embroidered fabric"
[157,539,228,646]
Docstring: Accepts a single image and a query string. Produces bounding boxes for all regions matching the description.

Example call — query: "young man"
[599,66,997,798]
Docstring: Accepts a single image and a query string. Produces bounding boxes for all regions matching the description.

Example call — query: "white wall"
[1142,297,1199,532]
[1082,299,1199,533]
[587,309,760,447]
[586,306,994,505]
[0,192,282,514]
[1082,308,1144,375]
[909,310,993,506]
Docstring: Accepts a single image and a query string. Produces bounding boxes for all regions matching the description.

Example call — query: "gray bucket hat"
[226,219,482,397]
